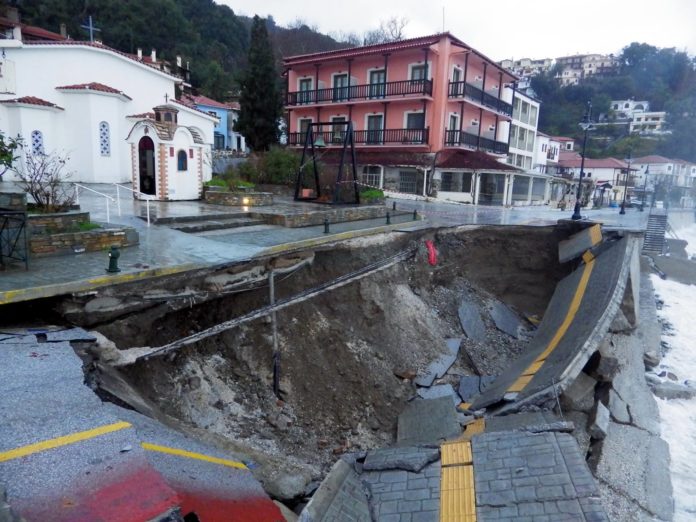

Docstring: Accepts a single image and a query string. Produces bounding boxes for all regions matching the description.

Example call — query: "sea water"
[651,221,696,520]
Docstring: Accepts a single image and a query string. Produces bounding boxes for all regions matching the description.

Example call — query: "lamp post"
[572,101,593,220]
[640,165,649,212]
[619,151,632,215]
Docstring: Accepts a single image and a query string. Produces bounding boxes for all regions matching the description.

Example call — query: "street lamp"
[640,165,649,212]
[572,101,593,220]
[620,151,632,215]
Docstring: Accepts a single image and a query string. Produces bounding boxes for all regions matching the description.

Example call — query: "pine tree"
[235,16,281,151]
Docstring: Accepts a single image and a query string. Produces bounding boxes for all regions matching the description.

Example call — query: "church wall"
[0,44,179,184]
[3,46,176,114]
[166,128,202,201]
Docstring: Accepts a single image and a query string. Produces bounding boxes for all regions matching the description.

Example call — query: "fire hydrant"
[106,245,121,273]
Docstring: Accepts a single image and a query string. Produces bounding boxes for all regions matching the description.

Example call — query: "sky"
[221,0,696,61]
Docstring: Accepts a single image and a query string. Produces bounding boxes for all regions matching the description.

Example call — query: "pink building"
[283,33,553,205]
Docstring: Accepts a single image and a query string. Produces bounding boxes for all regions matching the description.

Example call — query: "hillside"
[530,43,696,162]
[13,0,350,99]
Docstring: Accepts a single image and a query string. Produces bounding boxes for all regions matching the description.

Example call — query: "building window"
[410,64,427,81]
[441,172,453,191]
[177,150,188,171]
[298,78,313,104]
[30,130,44,155]
[399,170,418,194]
[361,166,381,188]
[99,121,110,156]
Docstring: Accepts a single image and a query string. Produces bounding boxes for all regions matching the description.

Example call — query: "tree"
[362,17,408,45]
[235,16,282,151]
[15,150,76,212]
[0,132,22,180]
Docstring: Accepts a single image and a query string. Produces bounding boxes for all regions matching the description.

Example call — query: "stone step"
[149,212,252,224]
[169,217,266,233]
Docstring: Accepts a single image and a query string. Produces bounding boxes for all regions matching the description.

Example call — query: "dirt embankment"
[67,225,568,497]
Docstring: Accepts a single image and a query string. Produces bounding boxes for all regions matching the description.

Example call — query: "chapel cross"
[80,16,101,42]
[164,93,169,103]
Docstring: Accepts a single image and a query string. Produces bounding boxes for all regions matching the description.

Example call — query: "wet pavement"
[0,182,650,303]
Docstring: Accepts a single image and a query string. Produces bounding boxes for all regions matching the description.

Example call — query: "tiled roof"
[0,16,66,41]
[23,41,181,79]
[171,98,220,120]
[558,156,630,169]
[56,82,132,100]
[283,32,517,80]
[632,155,673,164]
[0,96,63,109]
[127,112,155,119]
[550,136,575,142]
[316,148,521,171]
[126,119,204,144]
[181,93,233,110]
[436,149,521,171]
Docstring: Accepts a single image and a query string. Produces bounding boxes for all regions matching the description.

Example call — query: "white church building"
[0,31,216,199]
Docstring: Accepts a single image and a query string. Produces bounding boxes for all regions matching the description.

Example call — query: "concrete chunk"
[457,300,486,342]
[651,382,696,400]
[489,301,523,339]
[363,446,439,473]
[589,401,609,440]
[560,372,597,413]
[558,224,602,263]
[299,460,371,522]
[458,376,481,402]
[397,397,460,446]
[414,340,460,387]
[608,389,630,423]
[417,384,459,406]
[44,327,97,343]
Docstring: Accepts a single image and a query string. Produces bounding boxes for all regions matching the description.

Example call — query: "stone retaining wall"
[257,205,388,228]
[29,212,90,235]
[0,191,27,211]
[30,227,139,257]
[205,191,273,207]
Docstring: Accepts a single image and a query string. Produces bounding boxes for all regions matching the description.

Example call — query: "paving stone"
[489,301,523,339]
[472,431,607,520]
[397,396,460,446]
[457,300,486,342]
[363,447,439,474]
[299,460,371,522]
[416,384,459,406]
[458,376,481,401]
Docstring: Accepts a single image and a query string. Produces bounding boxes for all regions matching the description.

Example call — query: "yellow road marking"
[588,224,602,245]
[0,421,132,463]
[440,441,477,521]
[141,442,247,470]
[460,418,486,441]
[441,441,473,466]
[458,402,472,411]
[506,256,596,394]
[582,250,595,264]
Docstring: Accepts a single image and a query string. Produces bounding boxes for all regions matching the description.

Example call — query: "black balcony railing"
[444,129,509,155]
[287,79,433,106]
[448,81,513,117]
[288,127,429,146]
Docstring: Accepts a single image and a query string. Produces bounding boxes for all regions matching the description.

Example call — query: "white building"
[506,89,539,171]
[533,132,561,174]
[0,33,216,192]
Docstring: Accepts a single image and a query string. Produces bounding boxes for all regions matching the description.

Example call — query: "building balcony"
[288,127,429,146]
[286,79,433,106]
[444,129,509,155]
[448,81,513,117]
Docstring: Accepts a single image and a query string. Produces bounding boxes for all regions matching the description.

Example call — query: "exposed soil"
[62,225,570,497]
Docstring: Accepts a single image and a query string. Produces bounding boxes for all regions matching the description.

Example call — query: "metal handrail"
[114,184,154,226]
[73,183,115,223]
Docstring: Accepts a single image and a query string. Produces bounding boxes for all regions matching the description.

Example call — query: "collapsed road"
[0,221,674,521]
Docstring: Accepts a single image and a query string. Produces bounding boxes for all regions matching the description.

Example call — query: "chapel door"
[138,136,156,195]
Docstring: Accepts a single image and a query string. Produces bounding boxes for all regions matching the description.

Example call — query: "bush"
[360,188,384,202]
[236,161,258,182]
[258,146,300,185]
[16,150,76,212]
[204,178,227,188]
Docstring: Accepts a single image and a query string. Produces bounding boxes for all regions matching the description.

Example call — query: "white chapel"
[0,17,216,199]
